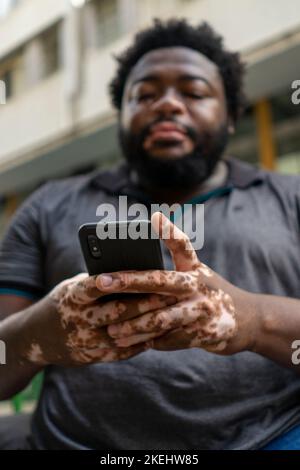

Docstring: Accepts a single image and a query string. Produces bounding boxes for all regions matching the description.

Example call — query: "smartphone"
[78,220,165,300]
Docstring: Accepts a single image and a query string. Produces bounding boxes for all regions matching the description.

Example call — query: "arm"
[0,274,177,401]
[0,188,179,400]
[0,295,43,400]
[250,293,300,372]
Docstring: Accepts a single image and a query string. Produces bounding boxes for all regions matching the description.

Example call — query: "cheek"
[120,106,132,131]
[121,104,147,134]
[192,99,226,129]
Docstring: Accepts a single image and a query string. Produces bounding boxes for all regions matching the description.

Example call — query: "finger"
[107,296,208,338]
[114,331,166,348]
[151,211,201,271]
[145,323,231,353]
[66,326,115,350]
[66,274,104,304]
[71,343,147,364]
[145,327,193,351]
[96,270,197,297]
[183,317,235,352]
[81,293,178,328]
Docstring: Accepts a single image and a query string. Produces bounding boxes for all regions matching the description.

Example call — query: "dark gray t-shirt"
[0,157,300,450]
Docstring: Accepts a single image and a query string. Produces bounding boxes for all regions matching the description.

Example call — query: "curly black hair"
[109,18,246,124]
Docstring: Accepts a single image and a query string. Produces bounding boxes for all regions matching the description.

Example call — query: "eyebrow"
[131,73,213,90]
[131,75,160,86]
[179,74,213,89]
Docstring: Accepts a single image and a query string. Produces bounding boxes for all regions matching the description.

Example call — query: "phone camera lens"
[88,235,102,259]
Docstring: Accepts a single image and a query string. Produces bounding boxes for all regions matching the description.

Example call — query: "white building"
[0,0,300,219]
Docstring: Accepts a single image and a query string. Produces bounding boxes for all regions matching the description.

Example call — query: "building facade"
[0,0,300,232]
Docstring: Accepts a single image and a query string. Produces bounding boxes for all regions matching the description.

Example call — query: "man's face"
[119,46,232,189]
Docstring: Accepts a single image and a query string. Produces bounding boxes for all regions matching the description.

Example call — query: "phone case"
[78,220,165,276]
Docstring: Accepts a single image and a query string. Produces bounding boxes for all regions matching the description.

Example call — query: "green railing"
[11,372,43,413]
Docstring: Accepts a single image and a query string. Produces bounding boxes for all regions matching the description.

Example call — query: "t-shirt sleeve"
[0,184,50,299]
[295,178,300,233]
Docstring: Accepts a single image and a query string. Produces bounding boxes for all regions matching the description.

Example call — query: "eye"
[184,93,204,99]
[138,93,155,102]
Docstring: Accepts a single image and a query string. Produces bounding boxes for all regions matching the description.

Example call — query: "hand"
[100,212,259,355]
[22,272,177,366]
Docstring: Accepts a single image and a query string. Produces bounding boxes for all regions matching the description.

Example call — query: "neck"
[139,159,228,205]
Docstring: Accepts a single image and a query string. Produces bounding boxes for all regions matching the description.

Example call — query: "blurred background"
[0,0,300,417]
[0,0,300,236]
[0,0,300,232]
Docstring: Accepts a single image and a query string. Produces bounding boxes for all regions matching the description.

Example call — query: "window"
[40,24,60,78]
[0,71,12,101]
[22,23,60,88]
[92,0,120,48]
[0,23,60,101]
[0,51,24,101]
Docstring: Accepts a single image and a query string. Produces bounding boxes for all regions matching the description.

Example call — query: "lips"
[144,122,188,149]
[150,122,186,138]
[150,121,187,134]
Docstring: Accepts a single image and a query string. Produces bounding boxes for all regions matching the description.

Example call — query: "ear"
[227,117,235,135]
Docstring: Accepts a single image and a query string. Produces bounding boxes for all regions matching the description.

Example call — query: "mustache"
[138,118,198,144]
[118,120,229,189]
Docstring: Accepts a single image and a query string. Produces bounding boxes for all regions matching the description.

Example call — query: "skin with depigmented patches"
[183,290,237,351]
[114,288,237,351]
[105,212,239,355]
[22,271,177,367]
[198,263,213,278]
[24,212,241,366]
[26,343,46,365]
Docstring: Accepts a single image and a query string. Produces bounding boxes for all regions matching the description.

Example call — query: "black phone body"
[78,220,164,276]
[78,220,165,301]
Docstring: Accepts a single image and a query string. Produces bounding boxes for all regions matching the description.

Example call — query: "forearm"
[0,306,43,400]
[250,293,300,373]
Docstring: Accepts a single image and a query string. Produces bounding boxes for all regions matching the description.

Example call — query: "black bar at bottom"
[0,450,299,467]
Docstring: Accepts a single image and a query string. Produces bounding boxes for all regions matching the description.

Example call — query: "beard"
[118,119,230,190]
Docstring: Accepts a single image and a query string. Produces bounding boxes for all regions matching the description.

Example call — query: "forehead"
[126,46,221,85]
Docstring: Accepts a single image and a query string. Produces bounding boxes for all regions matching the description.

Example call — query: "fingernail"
[99,275,113,287]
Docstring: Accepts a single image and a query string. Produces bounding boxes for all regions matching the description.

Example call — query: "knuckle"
[155,311,170,329]
[110,301,127,320]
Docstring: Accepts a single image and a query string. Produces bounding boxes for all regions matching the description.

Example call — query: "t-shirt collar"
[90,156,266,195]
[225,156,265,188]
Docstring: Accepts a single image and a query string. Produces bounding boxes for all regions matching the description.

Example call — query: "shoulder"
[26,162,127,211]
[267,170,300,187]
[227,157,300,196]
[261,167,300,202]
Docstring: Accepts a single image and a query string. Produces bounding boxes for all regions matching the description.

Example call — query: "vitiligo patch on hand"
[26,342,46,364]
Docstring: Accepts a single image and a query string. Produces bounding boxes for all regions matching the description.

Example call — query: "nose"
[152,88,185,117]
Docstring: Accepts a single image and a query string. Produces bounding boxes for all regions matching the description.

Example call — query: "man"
[0,19,300,450]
